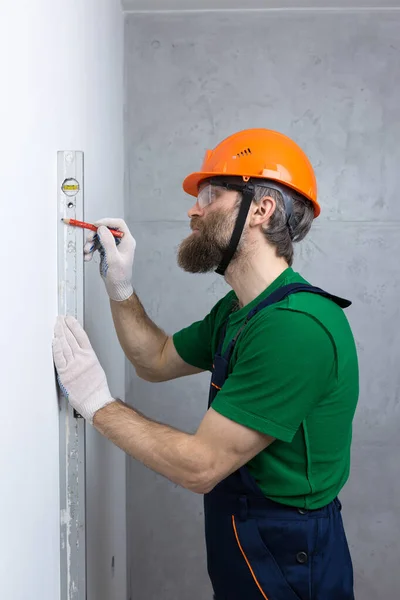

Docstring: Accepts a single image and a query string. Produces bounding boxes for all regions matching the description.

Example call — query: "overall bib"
[204,284,355,600]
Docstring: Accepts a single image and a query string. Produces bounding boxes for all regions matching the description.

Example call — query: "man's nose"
[188,200,205,219]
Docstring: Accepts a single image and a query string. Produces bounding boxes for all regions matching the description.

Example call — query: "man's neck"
[225,244,289,308]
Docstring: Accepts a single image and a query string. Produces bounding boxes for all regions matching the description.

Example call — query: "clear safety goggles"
[197,179,245,209]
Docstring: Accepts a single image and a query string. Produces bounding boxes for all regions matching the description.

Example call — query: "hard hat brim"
[182,172,220,197]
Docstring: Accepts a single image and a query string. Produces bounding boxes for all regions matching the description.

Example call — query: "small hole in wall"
[67,202,74,209]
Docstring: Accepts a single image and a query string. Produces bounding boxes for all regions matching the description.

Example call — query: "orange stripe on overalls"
[232,515,270,600]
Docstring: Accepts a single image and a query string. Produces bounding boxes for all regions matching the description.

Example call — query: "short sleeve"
[211,309,336,442]
[173,318,214,371]
[173,294,234,371]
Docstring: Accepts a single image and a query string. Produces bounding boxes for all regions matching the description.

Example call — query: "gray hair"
[252,184,315,266]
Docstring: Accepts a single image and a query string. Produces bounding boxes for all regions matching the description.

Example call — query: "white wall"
[0,2,126,600]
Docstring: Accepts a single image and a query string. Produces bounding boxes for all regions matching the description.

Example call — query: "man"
[53,128,359,600]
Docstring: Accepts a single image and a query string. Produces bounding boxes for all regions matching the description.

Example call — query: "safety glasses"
[197,179,246,209]
[197,184,227,209]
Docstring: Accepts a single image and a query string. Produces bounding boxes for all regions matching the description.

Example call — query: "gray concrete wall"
[124,10,400,599]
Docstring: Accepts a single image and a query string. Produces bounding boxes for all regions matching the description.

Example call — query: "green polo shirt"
[173,268,359,509]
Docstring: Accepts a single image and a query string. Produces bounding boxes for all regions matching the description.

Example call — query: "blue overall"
[204,284,355,600]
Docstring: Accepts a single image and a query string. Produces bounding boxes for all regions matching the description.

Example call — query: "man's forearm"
[110,293,167,379]
[93,401,213,493]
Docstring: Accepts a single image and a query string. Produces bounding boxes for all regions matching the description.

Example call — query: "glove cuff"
[83,387,120,424]
[106,280,134,302]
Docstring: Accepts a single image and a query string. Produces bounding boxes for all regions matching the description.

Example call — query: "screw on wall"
[111,556,115,578]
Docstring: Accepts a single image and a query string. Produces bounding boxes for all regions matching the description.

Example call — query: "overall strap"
[220,283,351,363]
[215,320,229,356]
[245,283,351,322]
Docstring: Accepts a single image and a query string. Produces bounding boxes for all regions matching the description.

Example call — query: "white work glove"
[52,315,116,424]
[84,218,136,302]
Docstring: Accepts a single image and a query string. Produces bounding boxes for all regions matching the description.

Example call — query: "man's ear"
[249,196,276,227]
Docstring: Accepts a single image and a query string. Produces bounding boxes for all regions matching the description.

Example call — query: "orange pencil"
[62,218,124,239]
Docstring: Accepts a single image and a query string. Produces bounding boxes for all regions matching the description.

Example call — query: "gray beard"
[177,211,233,273]
[177,230,227,273]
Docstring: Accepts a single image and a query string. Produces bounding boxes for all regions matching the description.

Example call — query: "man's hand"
[52,316,116,423]
[84,218,136,302]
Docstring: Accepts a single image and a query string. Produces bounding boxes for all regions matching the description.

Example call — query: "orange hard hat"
[182,128,320,217]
